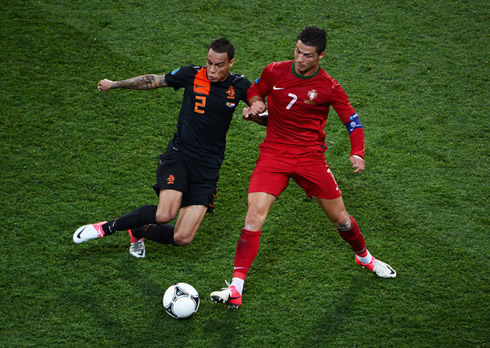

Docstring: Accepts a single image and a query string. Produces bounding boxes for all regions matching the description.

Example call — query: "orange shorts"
[248,147,342,200]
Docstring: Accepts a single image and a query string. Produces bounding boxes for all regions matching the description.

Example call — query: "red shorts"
[248,147,342,200]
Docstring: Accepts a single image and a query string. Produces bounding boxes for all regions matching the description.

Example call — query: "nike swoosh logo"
[138,250,144,256]
[273,86,284,90]
[234,267,245,270]
[77,227,86,239]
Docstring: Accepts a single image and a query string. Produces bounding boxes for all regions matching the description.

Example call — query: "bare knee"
[244,209,267,231]
[244,192,275,231]
[173,233,193,246]
[313,196,350,227]
[330,211,350,226]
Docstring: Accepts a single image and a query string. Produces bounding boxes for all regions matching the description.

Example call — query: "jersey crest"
[305,89,318,105]
[167,174,176,185]
[226,85,235,99]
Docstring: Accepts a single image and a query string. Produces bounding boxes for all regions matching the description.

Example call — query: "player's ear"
[228,58,235,68]
[319,52,326,60]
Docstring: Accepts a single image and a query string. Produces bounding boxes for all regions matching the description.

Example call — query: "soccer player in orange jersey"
[73,39,251,257]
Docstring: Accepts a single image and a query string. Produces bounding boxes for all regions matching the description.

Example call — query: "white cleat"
[73,221,107,244]
[210,281,242,309]
[128,229,146,258]
[355,255,397,278]
[129,239,146,258]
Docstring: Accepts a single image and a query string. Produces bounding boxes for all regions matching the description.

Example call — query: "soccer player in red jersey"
[211,26,396,309]
[73,38,252,258]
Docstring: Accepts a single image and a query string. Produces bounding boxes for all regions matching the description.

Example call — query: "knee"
[156,210,177,224]
[330,211,351,227]
[173,233,193,246]
[244,209,267,231]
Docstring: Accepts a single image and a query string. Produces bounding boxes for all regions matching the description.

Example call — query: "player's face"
[206,49,234,83]
[294,40,325,76]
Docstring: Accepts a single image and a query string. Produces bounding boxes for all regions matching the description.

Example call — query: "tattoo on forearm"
[117,74,165,90]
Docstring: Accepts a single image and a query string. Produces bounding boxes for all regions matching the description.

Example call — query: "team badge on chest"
[305,89,318,104]
[226,85,235,99]
[225,85,236,107]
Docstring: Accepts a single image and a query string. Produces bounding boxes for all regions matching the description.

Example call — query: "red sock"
[233,229,261,280]
[337,216,367,256]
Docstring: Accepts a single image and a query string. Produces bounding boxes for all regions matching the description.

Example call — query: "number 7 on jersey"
[286,93,297,110]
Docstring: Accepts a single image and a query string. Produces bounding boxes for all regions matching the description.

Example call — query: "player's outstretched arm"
[97,74,167,91]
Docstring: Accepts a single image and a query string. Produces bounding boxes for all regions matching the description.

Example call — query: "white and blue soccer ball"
[163,282,200,319]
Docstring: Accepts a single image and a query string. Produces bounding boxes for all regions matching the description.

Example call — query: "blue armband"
[345,113,363,134]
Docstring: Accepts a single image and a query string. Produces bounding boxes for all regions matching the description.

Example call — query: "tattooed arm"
[97,74,167,91]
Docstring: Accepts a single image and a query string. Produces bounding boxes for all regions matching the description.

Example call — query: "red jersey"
[248,60,365,157]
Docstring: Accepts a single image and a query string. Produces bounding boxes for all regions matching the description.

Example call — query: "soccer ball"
[163,282,200,319]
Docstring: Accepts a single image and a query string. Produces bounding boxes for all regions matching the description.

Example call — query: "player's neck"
[292,62,320,79]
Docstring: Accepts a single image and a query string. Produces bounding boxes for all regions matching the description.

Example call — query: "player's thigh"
[173,205,208,245]
[312,196,349,225]
[293,155,342,200]
[244,192,277,231]
[248,151,290,198]
[156,189,183,223]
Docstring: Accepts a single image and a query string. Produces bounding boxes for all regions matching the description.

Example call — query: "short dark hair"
[208,38,235,60]
[297,26,327,54]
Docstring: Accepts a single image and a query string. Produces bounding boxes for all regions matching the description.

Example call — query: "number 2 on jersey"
[286,93,297,110]
[195,95,206,114]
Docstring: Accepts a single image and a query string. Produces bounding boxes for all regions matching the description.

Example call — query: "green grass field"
[1,0,488,346]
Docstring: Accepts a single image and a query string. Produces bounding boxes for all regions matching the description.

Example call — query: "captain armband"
[345,113,363,134]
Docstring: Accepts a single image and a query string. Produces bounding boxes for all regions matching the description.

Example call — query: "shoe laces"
[223,280,241,298]
[223,280,236,294]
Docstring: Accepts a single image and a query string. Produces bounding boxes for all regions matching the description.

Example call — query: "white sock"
[357,250,373,264]
[231,277,244,295]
